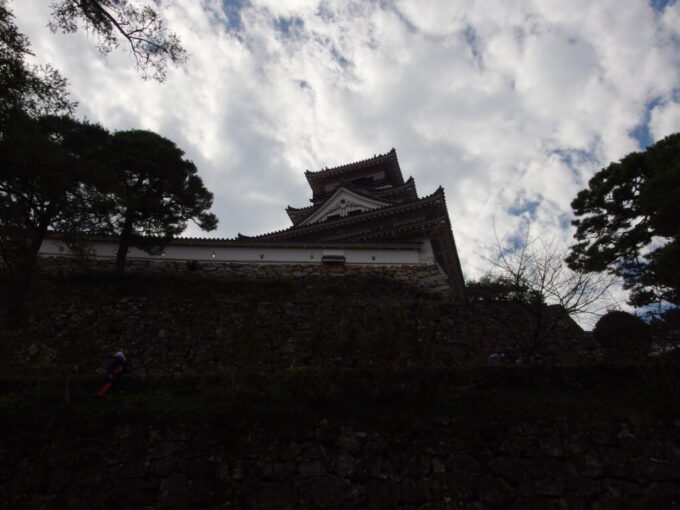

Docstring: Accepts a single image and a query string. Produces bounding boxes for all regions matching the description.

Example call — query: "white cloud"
[9,0,680,309]
[650,101,680,141]
[250,0,320,18]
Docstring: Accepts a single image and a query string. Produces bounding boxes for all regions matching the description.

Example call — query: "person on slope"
[97,352,129,396]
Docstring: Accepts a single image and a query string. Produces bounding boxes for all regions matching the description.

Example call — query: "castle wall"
[37,254,451,295]
[6,265,596,375]
[4,413,679,509]
[39,238,436,267]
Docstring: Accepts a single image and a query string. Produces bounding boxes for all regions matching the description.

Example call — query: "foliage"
[0,115,109,278]
[1,121,218,276]
[645,307,680,361]
[568,133,680,308]
[0,0,75,136]
[650,307,680,338]
[97,130,218,272]
[485,229,616,357]
[49,0,187,81]
[0,1,94,282]
[593,311,651,360]
[466,273,537,303]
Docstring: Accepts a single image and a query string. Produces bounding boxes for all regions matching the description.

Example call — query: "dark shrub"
[593,311,651,360]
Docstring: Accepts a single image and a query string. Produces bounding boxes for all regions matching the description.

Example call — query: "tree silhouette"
[0,115,109,278]
[100,130,217,273]
[568,133,680,307]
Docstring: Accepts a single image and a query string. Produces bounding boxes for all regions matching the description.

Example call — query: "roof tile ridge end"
[305,148,397,175]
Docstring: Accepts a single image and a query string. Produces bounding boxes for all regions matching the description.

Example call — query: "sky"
[10,0,680,293]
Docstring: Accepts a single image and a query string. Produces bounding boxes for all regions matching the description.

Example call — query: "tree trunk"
[531,308,544,357]
[4,221,50,326]
[116,213,135,274]
[15,220,50,282]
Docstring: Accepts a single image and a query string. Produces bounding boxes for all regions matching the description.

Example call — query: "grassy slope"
[2,365,678,432]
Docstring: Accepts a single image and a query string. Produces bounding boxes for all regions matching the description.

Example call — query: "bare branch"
[49,0,188,81]
[481,224,618,357]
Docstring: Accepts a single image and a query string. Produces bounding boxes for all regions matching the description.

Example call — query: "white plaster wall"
[39,238,431,266]
[418,238,435,264]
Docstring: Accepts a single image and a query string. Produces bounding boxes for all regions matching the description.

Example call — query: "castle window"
[351,177,373,187]
[321,255,346,264]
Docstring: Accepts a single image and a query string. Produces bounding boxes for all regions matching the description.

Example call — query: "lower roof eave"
[174,240,423,251]
[44,232,422,251]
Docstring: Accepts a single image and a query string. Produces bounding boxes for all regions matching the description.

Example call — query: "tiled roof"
[285,203,321,224]
[304,149,404,194]
[247,186,446,240]
[305,148,396,178]
[286,177,418,225]
[44,231,420,249]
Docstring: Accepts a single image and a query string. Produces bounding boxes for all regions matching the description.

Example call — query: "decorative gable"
[298,187,391,226]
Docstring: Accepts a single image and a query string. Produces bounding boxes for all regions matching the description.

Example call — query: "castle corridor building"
[40,149,466,299]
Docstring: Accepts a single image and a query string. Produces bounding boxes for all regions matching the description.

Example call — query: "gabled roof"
[304,148,404,195]
[297,186,393,226]
[286,176,418,225]
[247,186,447,241]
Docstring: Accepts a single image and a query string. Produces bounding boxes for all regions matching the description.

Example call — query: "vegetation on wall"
[478,229,615,357]
[593,310,652,360]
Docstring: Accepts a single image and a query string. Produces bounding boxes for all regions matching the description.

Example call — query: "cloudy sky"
[11,0,680,285]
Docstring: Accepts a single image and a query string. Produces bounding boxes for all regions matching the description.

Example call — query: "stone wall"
[38,256,453,296]
[3,269,596,375]
[3,415,679,509]
[2,257,675,510]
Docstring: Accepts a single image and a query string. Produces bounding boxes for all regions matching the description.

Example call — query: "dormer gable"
[298,187,392,226]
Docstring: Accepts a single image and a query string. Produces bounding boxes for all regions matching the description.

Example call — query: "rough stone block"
[475,474,514,507]
[248,482,296,509]
[367,478,402,509]
[299,475,346,508]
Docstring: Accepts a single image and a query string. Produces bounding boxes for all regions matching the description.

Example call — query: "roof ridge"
[305,148,396,176]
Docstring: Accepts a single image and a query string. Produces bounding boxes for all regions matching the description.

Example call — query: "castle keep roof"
[246,149,466,299]
[286,177,419,225]
[304,148,405,203]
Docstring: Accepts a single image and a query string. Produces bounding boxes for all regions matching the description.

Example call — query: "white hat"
[114,352,126,361]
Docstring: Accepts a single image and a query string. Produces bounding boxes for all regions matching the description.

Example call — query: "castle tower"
[241,149,467,299]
